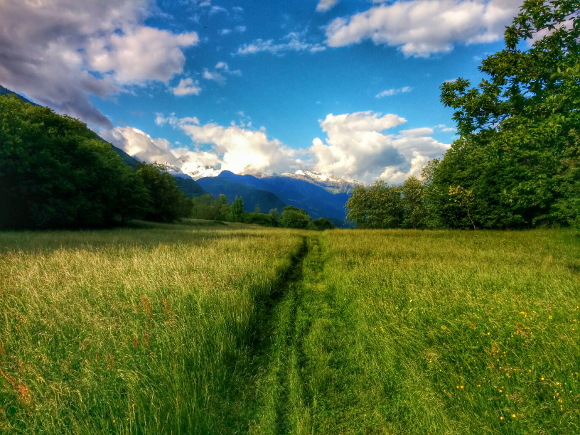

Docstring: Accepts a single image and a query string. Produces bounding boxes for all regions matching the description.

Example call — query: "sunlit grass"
[0,222,303,434]
[1,225,578,434]
[311,229,580,434]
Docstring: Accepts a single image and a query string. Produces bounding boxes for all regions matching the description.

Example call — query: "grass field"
[1,222,579,433]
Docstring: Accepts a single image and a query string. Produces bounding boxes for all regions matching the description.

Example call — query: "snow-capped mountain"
[181,164,222,180]
[281,170,361,194]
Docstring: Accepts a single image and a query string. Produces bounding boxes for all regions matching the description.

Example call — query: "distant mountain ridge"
[196,176,286,213]
[199,171,349,224]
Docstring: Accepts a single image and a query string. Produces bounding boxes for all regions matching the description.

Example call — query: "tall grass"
[307,229,580,433]
[2,225,579,434]
[0,222,303,433]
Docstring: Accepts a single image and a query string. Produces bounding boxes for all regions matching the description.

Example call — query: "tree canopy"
[0,95,193,229]
[433,0,580,228]
[0,95,149,229]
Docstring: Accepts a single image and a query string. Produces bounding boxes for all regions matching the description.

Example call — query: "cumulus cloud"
[172,78,201,96]
[220,28,232,35]
[310,111,449,183]
[317,0,339,13]
[376,86,412,98]
[236,31,326,55]
[0,0,198,127]
[325,0,523,57]
[87,27,198,84]
[104,126,222,173]
[179,120,301,175]
[119,112,448,183]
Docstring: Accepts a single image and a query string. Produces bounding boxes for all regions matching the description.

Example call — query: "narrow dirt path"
[245,234,359,434]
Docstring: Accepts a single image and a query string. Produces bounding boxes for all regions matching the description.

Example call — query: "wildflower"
[511,414,516,418]
[500,416,504,420]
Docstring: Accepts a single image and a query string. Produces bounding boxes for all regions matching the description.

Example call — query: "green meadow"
[1,222,579,434]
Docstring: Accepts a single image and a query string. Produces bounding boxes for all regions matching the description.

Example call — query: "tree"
[228,196,245,222]
[279,206,311,229]
[218,194,230,221]
[136,163,192,223]
[436,0,580,228]
[268,208,280,223]
[0,95,147,229]
[244,212,278,226]
[448,186,476,230]
[311,217,335,231]
[345,181,403,229]
[191,194,221,220]
[401,176,427,229]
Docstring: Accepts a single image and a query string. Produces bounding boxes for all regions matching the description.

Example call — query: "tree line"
[348,0,579,230]
[191,194,335,230]
[0,95,193,229]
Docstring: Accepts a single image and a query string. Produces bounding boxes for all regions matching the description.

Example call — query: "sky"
[0,0,525,183]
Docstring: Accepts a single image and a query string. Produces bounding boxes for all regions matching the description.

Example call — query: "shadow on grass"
[0,219,278,255]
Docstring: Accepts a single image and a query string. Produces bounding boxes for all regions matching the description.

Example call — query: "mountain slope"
[197,177,286,212]
[109,143,206,198]
[216,171,349,223]
[0,85,36,105]
[174,177,207,199]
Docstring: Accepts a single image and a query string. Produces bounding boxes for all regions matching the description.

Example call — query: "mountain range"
[1,85,356,226]
[197,171,352,225]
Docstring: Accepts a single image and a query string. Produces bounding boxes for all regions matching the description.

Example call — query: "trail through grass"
[1,225,579,433]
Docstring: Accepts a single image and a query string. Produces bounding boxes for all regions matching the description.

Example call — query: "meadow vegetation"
[1,223,578,433]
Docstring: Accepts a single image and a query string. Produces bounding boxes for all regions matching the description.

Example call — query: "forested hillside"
[0,95,193,229]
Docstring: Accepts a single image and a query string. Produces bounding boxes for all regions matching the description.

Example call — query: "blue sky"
[0,0,523,182]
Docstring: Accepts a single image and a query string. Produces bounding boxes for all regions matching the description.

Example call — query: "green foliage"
[243,212,278,227]
[401,176,427,229]
[310,217,335,231]
[228,196,245,222]
[0,95,148,229]
[191,194,221,220]
[279,205,311,229]
[345,181,403,229]
[135,163,192,223]
[268,208,280,222]
[218,194,230,221]
[435,0,580,228]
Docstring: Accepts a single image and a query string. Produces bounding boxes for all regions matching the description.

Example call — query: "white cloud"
[310,111,449,183]
[203,62,241,84]
[325,0,523,57]
[172,78,201,96]
[215,62,242,75]
[117,111,449,183]
[87,27,198,84]
[235,25,247,32]
[317,0,339,13]
[376,86,412,98]
[209,5,227,15]
[236,32,326,55]
[0,0,199,127]
[203,69,226,84]
[220,28,232,35]
[104,126,221,171]
[179,120,301,175]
